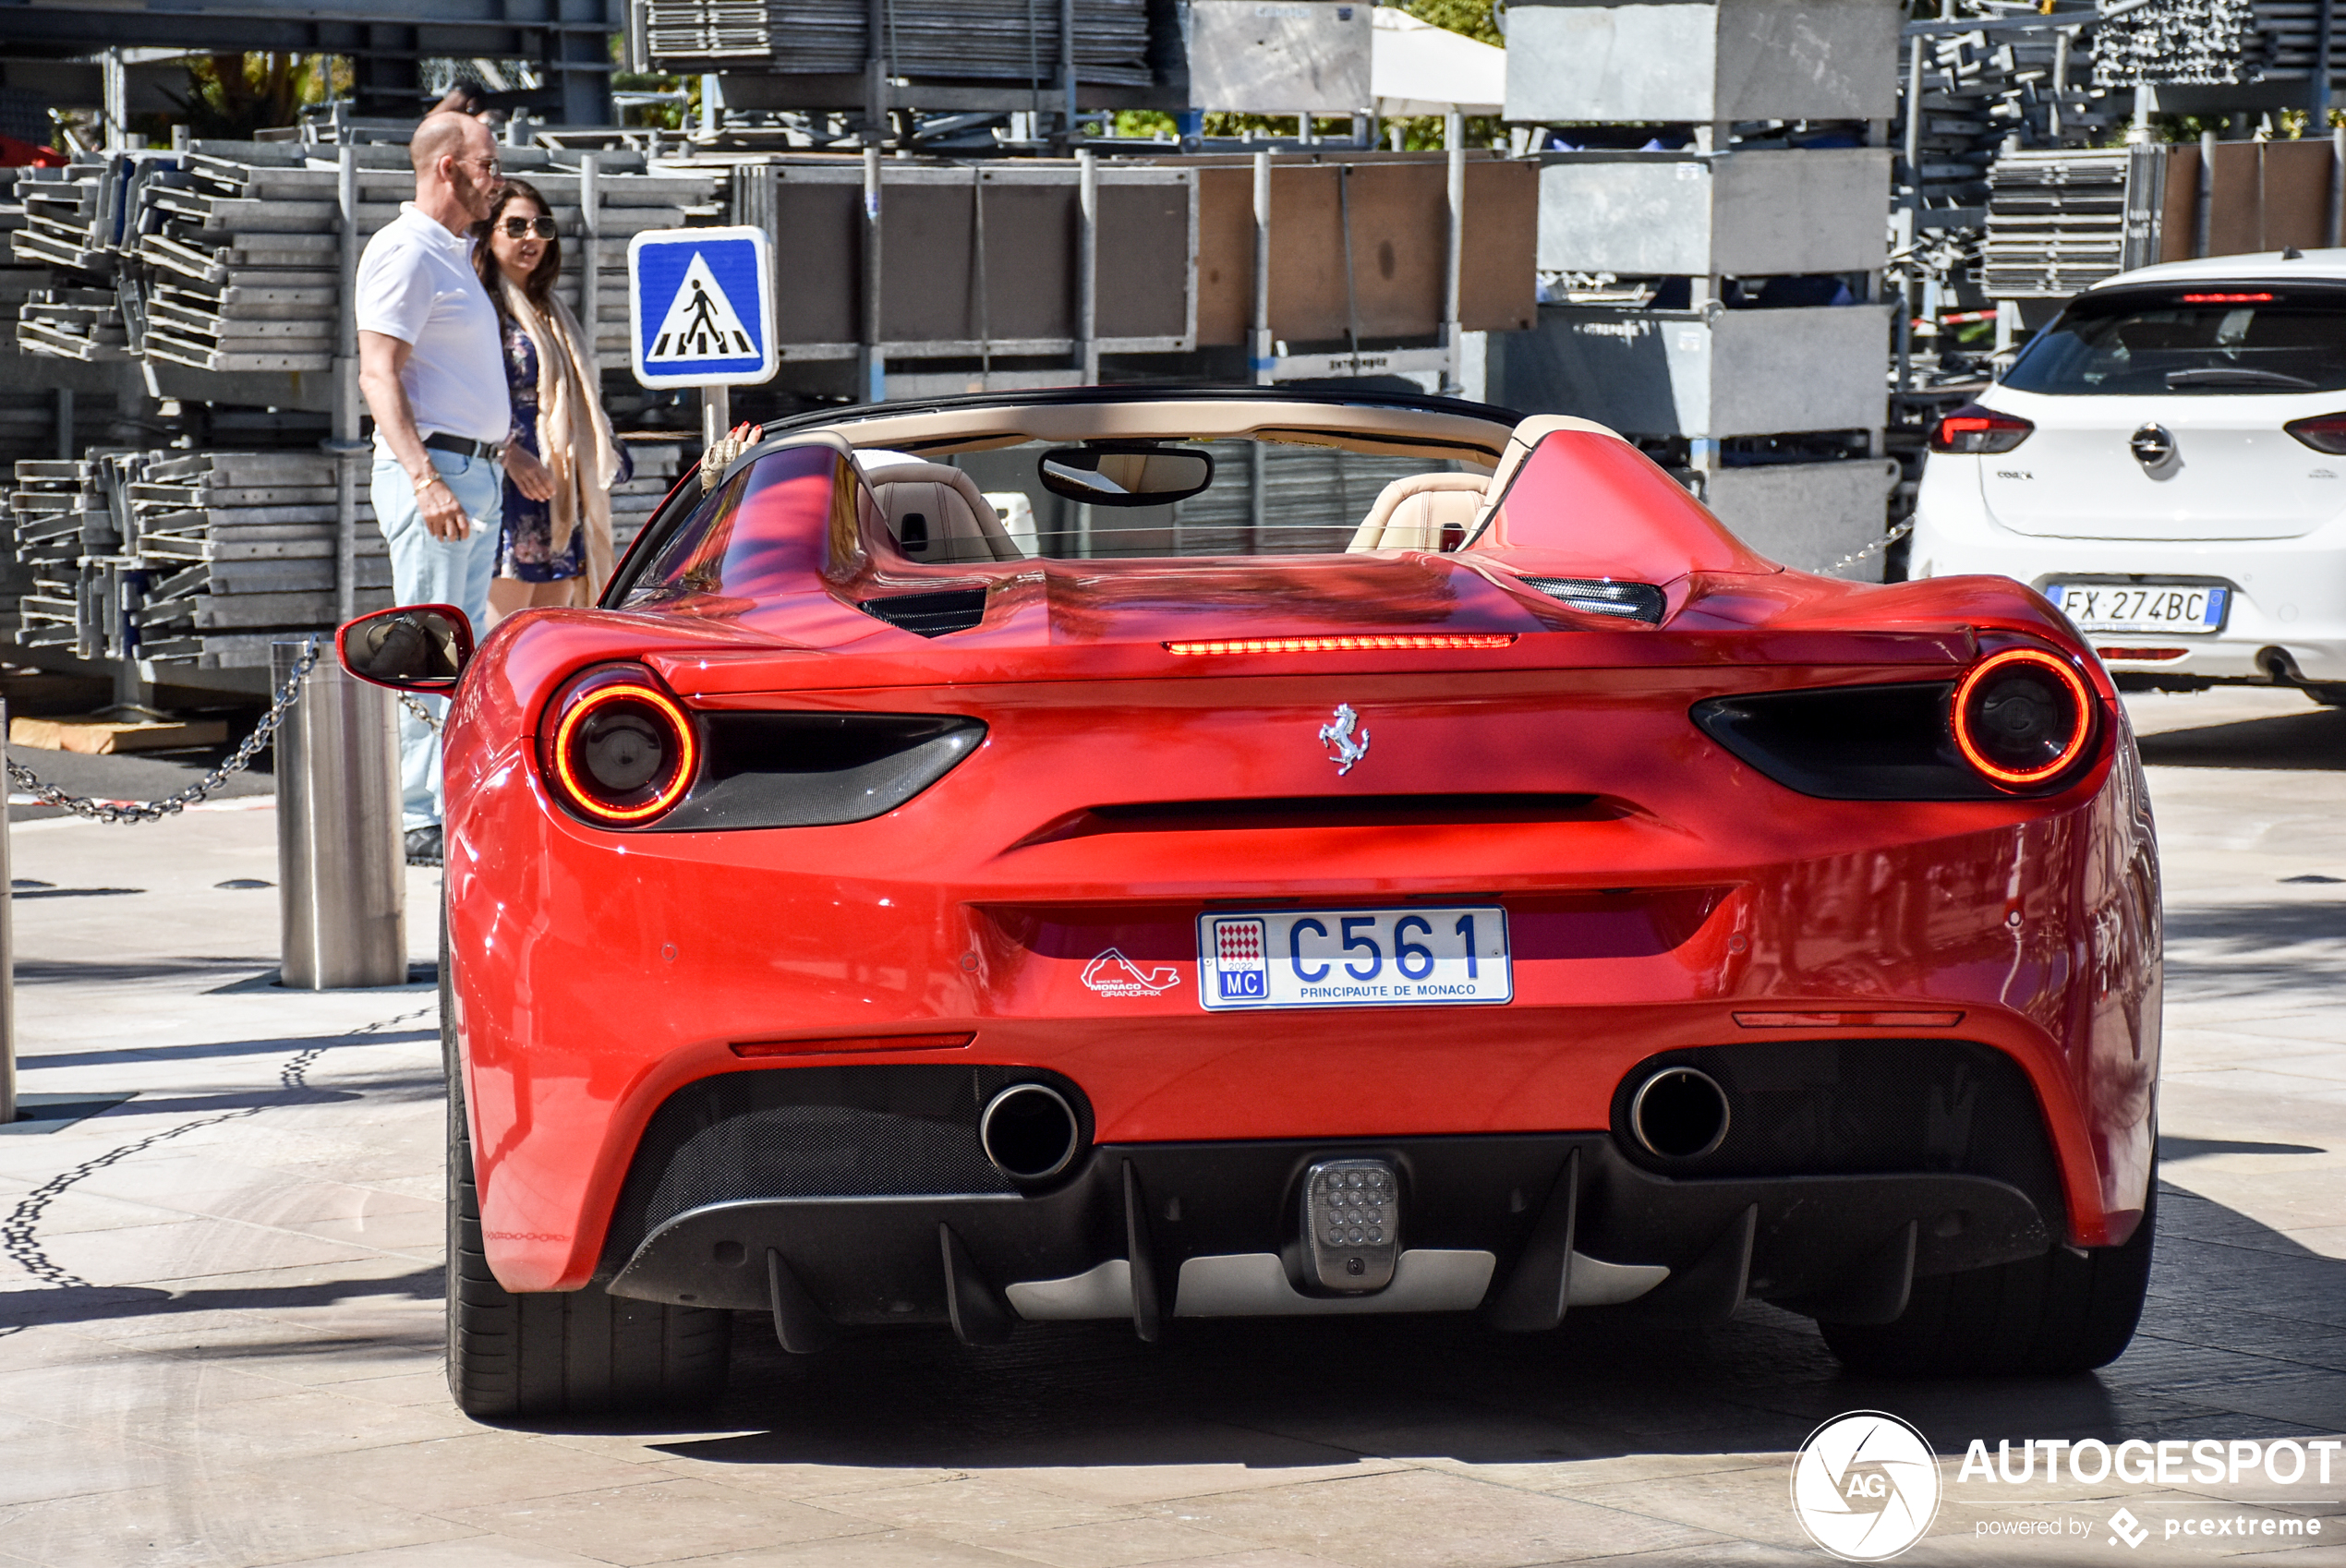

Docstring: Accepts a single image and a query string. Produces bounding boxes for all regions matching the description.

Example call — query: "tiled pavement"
[0,689,2340,1567]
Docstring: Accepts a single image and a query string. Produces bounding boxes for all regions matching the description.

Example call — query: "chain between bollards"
[1817,518,1916,580]
[5,639,320,824]
[399,694,442,734]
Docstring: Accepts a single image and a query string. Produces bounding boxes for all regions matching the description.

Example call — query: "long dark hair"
[473,177,561,315]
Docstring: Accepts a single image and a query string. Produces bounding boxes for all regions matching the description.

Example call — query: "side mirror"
[1037,443,1214,508]
[337,605,474,693]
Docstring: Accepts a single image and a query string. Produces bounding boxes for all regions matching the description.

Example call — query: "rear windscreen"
[932,440,1472,561]
[2002,289,2346,395]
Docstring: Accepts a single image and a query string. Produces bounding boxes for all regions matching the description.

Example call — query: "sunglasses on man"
[499,216,559,239]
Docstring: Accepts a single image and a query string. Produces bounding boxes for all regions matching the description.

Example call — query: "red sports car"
[339,389,2161,1417]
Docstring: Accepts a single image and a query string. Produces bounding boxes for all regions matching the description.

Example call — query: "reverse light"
[2283,413,2346,455]
[542,665,698,826]
[1165,633,1517,656]
[1951,647,2095,790]
[1930,404,2035,455]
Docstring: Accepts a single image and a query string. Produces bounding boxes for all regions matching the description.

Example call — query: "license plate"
[2046,582,2227,634]
[1197,906,1511,1010]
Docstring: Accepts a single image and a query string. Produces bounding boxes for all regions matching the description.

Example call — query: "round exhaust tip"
[978,1083,1081,1181]
[1629,1067,1730,1160]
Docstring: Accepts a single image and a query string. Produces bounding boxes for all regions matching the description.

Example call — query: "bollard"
[1,695,13,1128]
[274,640,405,989]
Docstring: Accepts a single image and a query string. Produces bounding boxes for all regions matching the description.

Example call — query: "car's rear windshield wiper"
[2162,367,2320,390]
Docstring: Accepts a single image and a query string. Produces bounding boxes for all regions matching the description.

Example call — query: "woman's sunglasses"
[499,216,558,239]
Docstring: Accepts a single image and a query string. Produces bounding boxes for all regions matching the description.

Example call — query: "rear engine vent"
[859,588,988,637]
[1691,681,2005,801]
[647,712,986,831]
[1518,576,1666,624]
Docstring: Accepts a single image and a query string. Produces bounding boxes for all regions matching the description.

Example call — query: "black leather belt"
[423,432,499,461]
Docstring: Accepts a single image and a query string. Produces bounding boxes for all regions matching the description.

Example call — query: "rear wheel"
[443,920,730,1418]
[1819,1180,2156,1377]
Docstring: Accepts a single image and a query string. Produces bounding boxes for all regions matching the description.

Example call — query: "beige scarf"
[499,275,623,597]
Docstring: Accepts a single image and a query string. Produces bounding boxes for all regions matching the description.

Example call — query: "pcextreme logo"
[1790,1411,1943,1562]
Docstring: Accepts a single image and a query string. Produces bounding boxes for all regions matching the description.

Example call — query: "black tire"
[443,914,731,1418]
[1820,1179,2156,1377]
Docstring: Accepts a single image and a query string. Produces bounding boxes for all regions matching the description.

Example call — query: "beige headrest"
[863,461,1022,562]
[1348,472,1489,552]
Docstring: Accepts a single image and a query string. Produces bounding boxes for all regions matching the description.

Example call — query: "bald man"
[356,111,511,863]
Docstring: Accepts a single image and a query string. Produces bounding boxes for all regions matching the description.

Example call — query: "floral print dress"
[493,313,631,582]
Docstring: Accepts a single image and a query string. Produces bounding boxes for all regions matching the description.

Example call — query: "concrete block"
[1536,148,1891,277]
[1493,301,1891,440]
[1704,458,1899,577]
[1190,0,1374,114]
[1504,0,1901,125]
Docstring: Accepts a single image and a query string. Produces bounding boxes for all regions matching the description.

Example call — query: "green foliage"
[1400,0,1502,46]
[164,54,339,139]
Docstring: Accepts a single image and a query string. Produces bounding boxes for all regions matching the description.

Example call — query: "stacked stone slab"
[645,0,1154,83]
[6,442,686,669]
[1,140,717,672]
[1495,0,1902,578]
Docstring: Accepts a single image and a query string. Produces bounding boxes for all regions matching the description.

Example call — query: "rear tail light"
[1951,647,2095,790]
[2283,413,2346,455]
[1930,404,2035,454]
[541,664,698,826]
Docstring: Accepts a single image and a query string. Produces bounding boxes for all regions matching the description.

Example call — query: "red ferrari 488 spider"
[339,389,2160,1417]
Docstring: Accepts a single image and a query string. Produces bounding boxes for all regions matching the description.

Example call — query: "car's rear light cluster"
[1929,404,2035,454]
[1691,644,2103,800]
[541,664,698,826]
[1950,646,2095,789]
[2284,413,2346,455]
[1165,633,1518,656]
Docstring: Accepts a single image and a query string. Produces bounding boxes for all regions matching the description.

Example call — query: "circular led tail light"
[542,667,697,826]
[1951,646,2095,790]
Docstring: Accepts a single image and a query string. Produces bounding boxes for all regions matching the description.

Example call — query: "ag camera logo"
[1791,1411,1942,1562]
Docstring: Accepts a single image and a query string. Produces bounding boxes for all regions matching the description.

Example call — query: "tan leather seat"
[862,461,1023,563]
[1348,472,1489,552]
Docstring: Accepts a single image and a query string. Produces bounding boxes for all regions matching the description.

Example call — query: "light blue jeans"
[372,450,501,831]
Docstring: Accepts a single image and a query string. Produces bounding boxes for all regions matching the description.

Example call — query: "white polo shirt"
[356,203,511,452]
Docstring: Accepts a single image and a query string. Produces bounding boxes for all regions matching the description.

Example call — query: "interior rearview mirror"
[337,604,475,693]
[1037,444,1214,508]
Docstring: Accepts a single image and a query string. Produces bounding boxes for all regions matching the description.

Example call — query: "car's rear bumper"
[604,1132,2058,1333]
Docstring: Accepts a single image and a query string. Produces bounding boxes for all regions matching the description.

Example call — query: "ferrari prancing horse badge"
[1319,704,1370,776]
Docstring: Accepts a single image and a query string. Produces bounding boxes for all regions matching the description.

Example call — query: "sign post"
[627,225,780,452]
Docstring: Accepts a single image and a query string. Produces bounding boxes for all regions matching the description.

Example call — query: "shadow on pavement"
[526,1184,2337,1468]
[2135,706,2346,771]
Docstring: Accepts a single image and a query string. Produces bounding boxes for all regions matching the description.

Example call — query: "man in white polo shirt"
[356,111,520,864]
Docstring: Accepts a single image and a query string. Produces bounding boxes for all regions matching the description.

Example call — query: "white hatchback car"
[1910,250,2346,705]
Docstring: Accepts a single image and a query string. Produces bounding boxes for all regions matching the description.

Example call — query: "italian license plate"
[1197,906,1511,1010]
[2047,582,2227,634]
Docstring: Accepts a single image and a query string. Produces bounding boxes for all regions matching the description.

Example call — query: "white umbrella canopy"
[1371,6,1506,116]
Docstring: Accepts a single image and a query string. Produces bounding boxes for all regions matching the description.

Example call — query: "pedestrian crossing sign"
[626,226,776,389]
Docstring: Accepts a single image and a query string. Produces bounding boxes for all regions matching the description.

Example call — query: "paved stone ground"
[0,689,2340,1568]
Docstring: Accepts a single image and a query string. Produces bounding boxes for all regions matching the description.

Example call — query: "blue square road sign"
[627,225,777,389]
